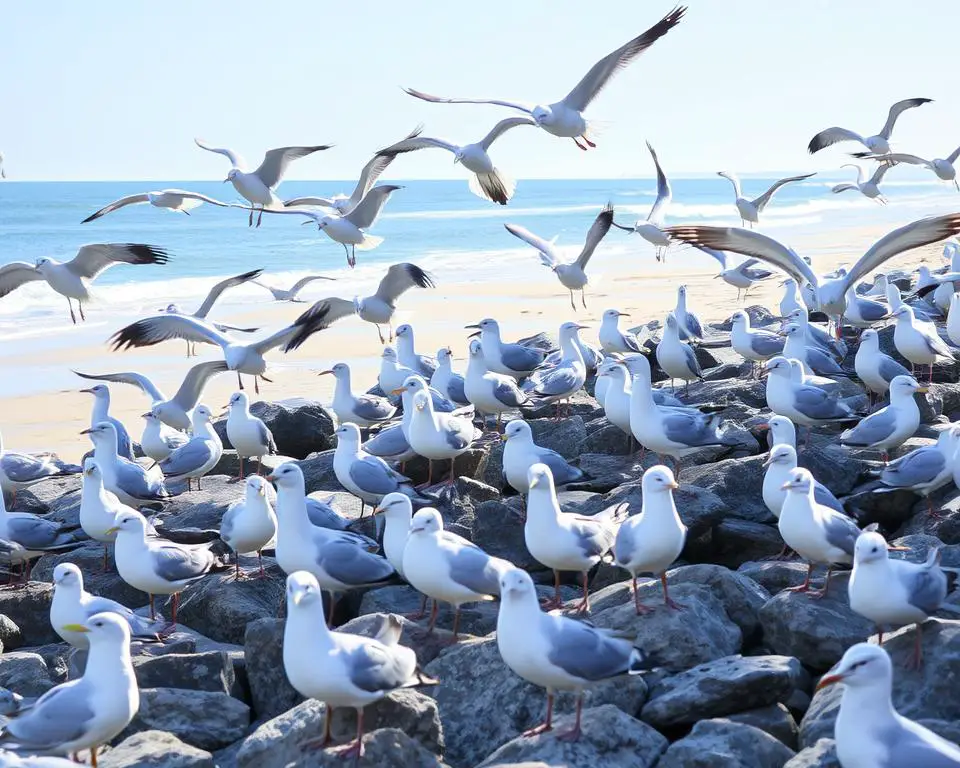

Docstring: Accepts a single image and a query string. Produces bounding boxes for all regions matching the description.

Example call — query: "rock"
[527,394,601,424]
[464,500,538,572]
[797,434,871,497]
[0,582,56,645]
[122,687,249,751]
[235,698,444,768]
[576,422,632,456]
[714,306,779,331]
[0,614,22,651]
[476,705,668,768]
[568,453,657,493]
[297,450,340,494]
[155,477,239,532]
[656,719,796,767]
[784,739,840,767]
[100,730,214,767]
[174,568,286,645]
[641,654,803,728]
[737,561,809,595]
[707,520,784,567]
[726,703,799,749]
[209,451,291,480]
[132,651,237,697]
[32,543,148,609]
[244,618,300,720]
[422,639,649,768]
[250,398,335,460]
[759,576,874,670]
[682,378,768,411]
[684,456,771,523]
[9,475,83,517]
[0,652,53,696]
[355,589,494,642]
[30,641,78,683]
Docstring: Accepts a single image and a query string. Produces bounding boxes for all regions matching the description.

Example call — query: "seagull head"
[80,421,117,443]
[778,323,802,339]
[602,309,628,323]
[333,423,361,446]
[105,510,148,537]
[526,462,554,492]
[816,642,892,692]
[246,475,269,498]
[891,305,912,321]
[762,444,796,468]
[468,339,483,358]
[499,567,535,598]
[227,391,248,410]
[412,391,430,412]
[381,346,398,362]
[53,562,83,590]
[890,375,925,398]
[731,310,748,327]
[780,467,813,494]
[79,383,108,399]
[762,356,789,377]
[319,362,348,380]
[395,324,413,339]
[502,419,531,443]
[453,150,464,165]
[409,508,442,536]
[437,347,453,364]
[286,571,323,608]
[394,375,429,397]
[193,405,214,424]
[642,465,680,494]
[373,492,413,520]
[225,168,239,183]
[265,462,305,491]
[531,105,552,126]
[61,612,130,647]
[859,328,878,346]
[34,258,50,271]
[82,458,102,480]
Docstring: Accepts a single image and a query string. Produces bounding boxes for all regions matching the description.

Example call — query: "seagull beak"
[390,387,405,395]
[62,623,90,633]
[104,526,120,536]
[617,312,630,317]
[409,525,426,534]
[887,545,911,551]
[222,177,230,184]
[318,370,334,376]
[529,477,539,489]
[575,324,589,331]
[467,331,481,339]
[780,481,793,491]
[464,324,480,330]
[79,428,93,436]
[79,388,94,394]
[291,589,304,606]
[815,672,844,691]
[916,386,929,394]
[501,434,509,442]
[141,412,153,419]
[667,480,680,489]
[762,454,775,467]
[712,274,722,279]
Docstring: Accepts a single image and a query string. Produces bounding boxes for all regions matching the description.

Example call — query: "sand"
[0,220,946,458]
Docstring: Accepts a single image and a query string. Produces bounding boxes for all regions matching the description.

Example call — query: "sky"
[3,1,957,181]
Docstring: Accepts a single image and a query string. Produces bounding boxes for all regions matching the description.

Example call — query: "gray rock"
[100,730,213,767]
[298,450,340,494]
[657,719,796,767]
[422,638,648,768]
[726,703,799,749]
[784,739,840,767]
[476,705,668,768]
[0,652,54,696]
[355,590,494,643]
[122,687,249,751]
[209,451,291,480]
[7,475,82,516]
[244,618,300,720]
[684,456,771,523]
[32,543,148,610]
[244,398,335,460]
[577,422,633,456]
[29,642,76,684]
[708,520,784,567]
[641,654,803,728]
[0,582,57,645]
[132,651,236,697]
[460,500,540,572]
[568,453,656,493]
[527,395,601,424]
[759,575,874,670]
[155,477,239,532]
[737,561,809,595]
[0,614,22,651]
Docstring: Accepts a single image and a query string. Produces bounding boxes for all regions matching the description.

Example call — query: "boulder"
[656,719,796,767]
[422,638,649,768]
[0,652,54,696]
[0,582,56,645]
[100,730,214,767]
[131,651,237,697]
[576,422,633,456]
[476,705,668,768]
[465,500,539,572]
[568,453,657,493]
[156,477,240,532]
[783,739,840,767]
[707,520,784,568]
[683,456,771,523]
[759,576,874,670]
[122,687,249,751]
[356,589,495,643]
[527,395,601,424]
[244,618,300,720]
[726,703,800,749]
[0,614,22,651]
[737,561,809,595]
[640,654,803,728]
[297,451,340,494]
[9,475,83,517]
[248,398,335,460]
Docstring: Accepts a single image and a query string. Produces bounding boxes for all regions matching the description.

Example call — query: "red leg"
[574,571,591,613]
[662,573,683,610]
[257,551,266,579]
[633,575,652,615]
[784,562,813,593]
[404,594,429,620]
[540,571,563,609]
[810,567,833,599]
[171,592,180,625]
[149,594,156,621]
[426,598,440,634]
[333,709,365,759]
[522,692,554,737]
[300,704,334,750]
[907,624,924,670]
[450,608,461,642]
[557,693,583,741]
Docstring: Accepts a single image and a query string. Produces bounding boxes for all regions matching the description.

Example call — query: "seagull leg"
[556,693,584,741]
[349,245,356,268]
[662,573,683,610]
[90,746,99,767]
[248,208,253,226]
[377,325,385,345]
[522,692,554,737]
[810,567,833,600]
[149,594,156,621]
[581,290,587,309]
[572,571,591,614]
[404,594,429,620]
[171,592,180,625]
[426,598,440,634]
[583,135,596,148]
[255,376,261,395]
[102,544,109,573]
[67,298,76,324]
[632,575,653,615]
[450,608,462,642]
[569,291,576,311]
[572,137,587,151]
[540,570,564,610]
[908,624,925,670]
[326,592,337,627]
[300,705,334,750]
[333,709,365,759]
[237,457,244,482]
[237,372,244,390]
[445,457,457,487]
[784,562,814,593]
[79,302,86,322]
[256,207,264,228]
[257,550,267,578]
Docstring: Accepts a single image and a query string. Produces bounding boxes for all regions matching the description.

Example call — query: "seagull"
[81,422,168,506]
[78,384,134,460]
[465,317,548,379]
[249,185,403,266]
[252,274,336,303]
[377,120,534,204]
[730,310,784,375]
[783,308,848,362]
[81,189,231,222]
[666,213,960,321]
[220,476,277,579]
[526,463,627,612]
[224,391,276,478]
[0,429,76,502]
[762,444,845,522]
[762,357,856,439]
[758,414,798,452]
[596,360,634,434]
[843,288,888,330]
[502,419,584,496]
[716,170,816,227]
[694,245,774,299]
[321,362,397,428]
[75,360,229,432]
[818,643,960,765]
[673,284,703,341]
[598,309,644,356]
[611,141,672,261]
[613,465,686,615]
[779,278,807,317]
[948,294,960,348]
[0,493,81,578]
[861,146,960,190]
[283,148,397,215]
[874,427,960,515]
[157,405,223,491]
[832,163,891,204]
[891,304,956,382]
[403,6,686,150]
[496,567,649,742]
[194,138,332,226]
[0,243,170,324]
[394,324,438,378]
[808,97,933,155]
[295,262,435,344]
[464,338,531,429]
[108,303,332,393]
[505,203,614,310]
[378,345,420,398]
[840,375,923,461]
[283,572,432,759]
[0,613,139,765]
[521,322,588,416]
[431,347,469,407]
[779,467,861,597]
[780,323,849,378]
[79,459,135,569]
[656,313,702,389]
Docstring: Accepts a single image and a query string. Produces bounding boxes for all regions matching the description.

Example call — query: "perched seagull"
[832,163,891,203]
[818,642,960,766]
[716,170,815,228]
[321,362,397,428]
[862,145,960,189]
[220,476,277,579]
[252,274,336,303]
[76,360,229,432]
[762,444,845,522]
[378,346,419,399]
[840,375,923,461]
[730,310,784,375]
[496,567,649,741]
[0,429,76,501]
[79,459,133,568]
[596,360,634,434]
[377,120,534,204]
[666,213,960,321]
[157,405,223,491]
[502,419,584,495]
[400,379,480,484]
[779,467,860,597]
[194,138,332,226]
[50,563,166,649]
[694,245,773,299]
[403,6,686,150]
[108,304,332,393]
[431,347,469,407]
[0,493,81,578]
[780,323,848,378]
[0,243,169,324]
[402,508,511,638]
[948,293,960,348]
[807,97,933,155]
[844,288,888,330]
[543,327,603,374]
[891,304,956,382]
[372,493,416,577]
[613,465,686,614]
[611,141,672,261]
[282,572,432,759]
[522,322,588,415]
[296,262,435,344]
[656,313,702,389]
[109,510,222,623]
[505,203,614,310]
[875,426,960,516]
[464,338,531,428]
[224,391,276,478]
[394,324,437,378]
[81,189,231,222]
[0,613,139,764]
[81,422,168,506]
[763,357,856,437]
[250,185,403,266]
[78,384,134,460]
[779,278,807,317]
[759,414,798,451]
[466,317,548,379]
[673,284,703,341]
[784,308,847,362]
[283,149,397,215]
[526,462,627,612]
[599,309,644,355]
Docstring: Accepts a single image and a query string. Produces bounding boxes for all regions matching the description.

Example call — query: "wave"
[382,203,606,221]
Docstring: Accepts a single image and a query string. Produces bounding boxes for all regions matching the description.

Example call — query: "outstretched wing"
[750,173,816,211]
[171,361,229,409]
[344,152,398,212]
[645,141,672,225]
[479,117,537,150]
[344,185,402,229]
[109,314,231,351]
[504,223,559,268]
[374,263,435,303]
[807,127,868,154]
[194,138,243,168]
[81,193,150,223]
[0,262,43,298]
[74,370,165,403]
[66,244,170,279]
[194,269,263,318]
[254,145,333,189]
[576,203,615,268]
[878,97,933,139]
[402,87,535,115]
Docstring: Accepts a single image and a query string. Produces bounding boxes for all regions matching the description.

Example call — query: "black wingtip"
[406,264,436,290]
[123,244,171,265]
[285,303,333,352]
[81,212,99,224]
[237,268,264,281]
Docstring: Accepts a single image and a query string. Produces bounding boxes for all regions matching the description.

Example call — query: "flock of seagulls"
[7,4,960,766]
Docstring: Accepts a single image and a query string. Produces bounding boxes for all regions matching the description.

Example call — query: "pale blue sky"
[4,1,956,180]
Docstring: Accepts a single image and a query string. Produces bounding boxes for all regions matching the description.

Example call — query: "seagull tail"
[626,646,658,675]
[469,169,516,206]
[355,234,384,252]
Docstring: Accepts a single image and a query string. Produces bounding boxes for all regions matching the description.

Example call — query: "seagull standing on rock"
[81,422,168,506]
[220,475,277,579]
[855,328,912,406]
[224,392,276,479]
[394,324,438,378]
[656,313,703,391]
[891,304,956,383]
[464,338,531,429]
[599,309,644,355]
[401,383,481,486]
[140,410,189,462]
[78,384,134,460]
[729,310,784,376]
[874,426,960,515]
[157,405,223,492]
[840,375,924,462]
[502,420,584,497]
[431,347,469,407]
[466,318,548,379]
[321,362,397,428]
[522,322,588,417]
[79,459,134,569]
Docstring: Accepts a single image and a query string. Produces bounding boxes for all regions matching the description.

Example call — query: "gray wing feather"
[881,447,946,488]
[4,682,95,748]
[569,516,616,559]
[613,523,635,567]
[807,348,845,375]
[544,617,634,681]
[115,459,167,499]
[443,420,472,451]
[6,517,71,550]
[1,453,59,483]
[447,545,502,596]
[305,498,348,531]
[494,380,527,408]
[878,355,912,383]
[530,366,581,397]
[857,298,888,321]
[883,721,960,767]
[793,387,851,420]
[821,512,860,557]
[447,375,468,405]
[682,344,702,377]
[751,333,785,357]
[110,418,134,460]
[500,344,546,373]
[158,439,215,477]
[842,409,897,447]
[348,457,400,495]
[318,538,394,586]
[661,411,722,447]
[353,395,395,421]
[538,450,585,486]
[361,426,410,458]
[258,420,277,453]
[347,642,412,693]
[152,543,213,582]
[813,481,845,514]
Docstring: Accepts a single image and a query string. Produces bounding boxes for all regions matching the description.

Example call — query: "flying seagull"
[832,163,891,203]
[807,98,933,155]
[81,189,232,223]
[252,274,337,302]
[283,151,396,215]
[716,170,816,228]
[612,141,672,261]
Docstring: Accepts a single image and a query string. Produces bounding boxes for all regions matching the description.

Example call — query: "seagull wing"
[378,133,459,157]
[109,314,232,352]
[750,172,816,211]
[504,223,559,267]
[287,274,336,297]
[344,185,402,229]
[807,127,869,154]
[73,370,165,403]
[81,193,150,223]
[275,302,334,353]
[171,361,229,409]
[294,297,357,331]
[65,244,170,279]
[947,144,960,164]
[343,152,398,212]
[193,269,263,318]
[868,163,892,186]
[878,97,933,139]
[0,263,43,297]
[374,263,435,303]
[254,145,334,189]
[875,153,931,167]
[690,244,727,269]
[560,6,686,112]
[645,141,672,225]
[402,87,535,115]
[576,203,615,269]
[283,196,337,208]
[194,138,243,168]
[479,117,537,150]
